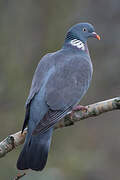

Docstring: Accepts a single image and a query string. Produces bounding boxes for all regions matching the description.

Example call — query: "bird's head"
[65,23,100,43]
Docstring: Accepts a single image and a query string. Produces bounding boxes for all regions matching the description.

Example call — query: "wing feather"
[32,107,72,135]
[45,57,92,110]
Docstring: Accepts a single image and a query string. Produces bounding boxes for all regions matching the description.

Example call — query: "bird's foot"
[73,105,88,112]
[70,105,87,119]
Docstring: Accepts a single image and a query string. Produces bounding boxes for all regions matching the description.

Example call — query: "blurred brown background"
[0,0,120,179]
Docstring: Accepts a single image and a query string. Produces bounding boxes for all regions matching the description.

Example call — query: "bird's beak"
[92,32,100,40]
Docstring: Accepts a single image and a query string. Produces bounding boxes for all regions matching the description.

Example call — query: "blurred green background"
[0,0,120,179]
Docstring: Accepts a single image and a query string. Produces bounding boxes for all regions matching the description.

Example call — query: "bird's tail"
[17,128,53,171]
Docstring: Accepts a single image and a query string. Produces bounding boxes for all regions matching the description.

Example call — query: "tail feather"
[17,128,53,171]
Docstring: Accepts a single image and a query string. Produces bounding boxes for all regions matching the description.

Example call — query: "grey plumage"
[17,23,99,171]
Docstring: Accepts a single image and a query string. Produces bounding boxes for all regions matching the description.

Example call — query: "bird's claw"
[70,105,87,119]
[73,105,88,112]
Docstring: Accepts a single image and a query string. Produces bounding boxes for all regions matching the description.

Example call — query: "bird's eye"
[83,28,87,32]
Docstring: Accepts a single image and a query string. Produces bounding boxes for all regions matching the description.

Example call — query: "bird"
[17,22,100,171]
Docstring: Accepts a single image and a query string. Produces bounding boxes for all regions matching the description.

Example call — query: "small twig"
[14,172,26,180]
[0,97,120,159]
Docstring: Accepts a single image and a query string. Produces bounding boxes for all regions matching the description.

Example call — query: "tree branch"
[0,97,120,159]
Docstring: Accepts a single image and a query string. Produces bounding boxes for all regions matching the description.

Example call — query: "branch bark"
[0,97,120,159]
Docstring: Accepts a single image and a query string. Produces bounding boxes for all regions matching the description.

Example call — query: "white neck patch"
[70,39,85,51]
